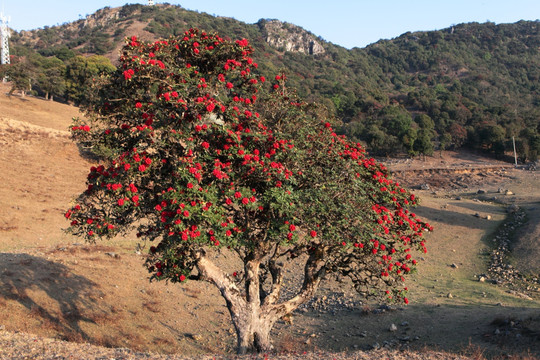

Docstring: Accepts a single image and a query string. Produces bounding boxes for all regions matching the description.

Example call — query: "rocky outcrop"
[81,7,122,28]
[258,19,325,55]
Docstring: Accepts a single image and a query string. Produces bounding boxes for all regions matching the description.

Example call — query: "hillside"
[5,3,540,159]
[1,83,540,358]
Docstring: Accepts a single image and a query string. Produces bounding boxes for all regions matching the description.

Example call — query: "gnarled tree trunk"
[195,250,325,354]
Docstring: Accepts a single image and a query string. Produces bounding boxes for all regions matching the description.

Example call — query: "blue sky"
[2,0,539,49]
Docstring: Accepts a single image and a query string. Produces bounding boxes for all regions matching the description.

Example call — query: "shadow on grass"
[449,200,506,215]
[0,253,105,342]
[414,204,497,229]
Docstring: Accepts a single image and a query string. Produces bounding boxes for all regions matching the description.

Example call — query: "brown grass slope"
[0,83,539,359]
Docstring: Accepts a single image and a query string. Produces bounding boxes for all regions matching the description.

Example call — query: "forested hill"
[5,4,540,160]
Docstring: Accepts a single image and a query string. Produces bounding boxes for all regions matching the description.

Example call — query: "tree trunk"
[195,251,324,354]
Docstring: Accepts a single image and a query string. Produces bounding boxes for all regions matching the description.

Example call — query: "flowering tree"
[66,29,432,354]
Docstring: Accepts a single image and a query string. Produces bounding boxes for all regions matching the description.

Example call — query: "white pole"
[512,136,518,167]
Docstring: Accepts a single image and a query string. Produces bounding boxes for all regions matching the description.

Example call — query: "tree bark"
[195,251,325,354]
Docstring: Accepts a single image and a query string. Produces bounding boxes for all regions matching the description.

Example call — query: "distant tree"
[37,56,66,101]
[65,55,115,104]
[2,56,38,97]
[413,114,435,158]
[477,123,506,153]
[66,30,431,354]
[448,123,468,148]
[438,132,452,157]
[402,127,418,156]
[413,130,434,159]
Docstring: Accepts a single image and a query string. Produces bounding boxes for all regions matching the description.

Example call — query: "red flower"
[242,197,249,205]
[138,164,146,172]
[226,82,234,89]
[179,274,186,282]
[118,198,125,206]
[310,230,317,238]
[289,224,296,231]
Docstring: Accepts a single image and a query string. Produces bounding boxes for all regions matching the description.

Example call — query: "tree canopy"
[65,29,431,353]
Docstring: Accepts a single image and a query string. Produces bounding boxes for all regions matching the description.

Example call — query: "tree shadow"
[0,253,105,342]
[413,204,493,229]
[449,149,514,165]
[448,200,505,214]
[288,302,540,357]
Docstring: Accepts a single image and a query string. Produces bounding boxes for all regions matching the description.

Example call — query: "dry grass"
[0,83,539,358]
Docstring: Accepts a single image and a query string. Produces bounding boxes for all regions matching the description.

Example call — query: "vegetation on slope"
[2,4,539,160]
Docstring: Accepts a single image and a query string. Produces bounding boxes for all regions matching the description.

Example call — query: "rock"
[485,215,492,220]
[451,263,459,269]
[420,183,430,190]
[260,19,325,55]
[479,276,486,282]
[507,204,519,213]
[389,323,398,332]
[447,293,453,298]
[401,321,409,327]
[105,252,120,259]
[455,196,462,200]
[474,213,481,217]
[189,334,203,341]
[477,189,487,194]
[504,190,514,195]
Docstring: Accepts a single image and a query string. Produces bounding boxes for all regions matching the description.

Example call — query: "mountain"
[6,4,540,160]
